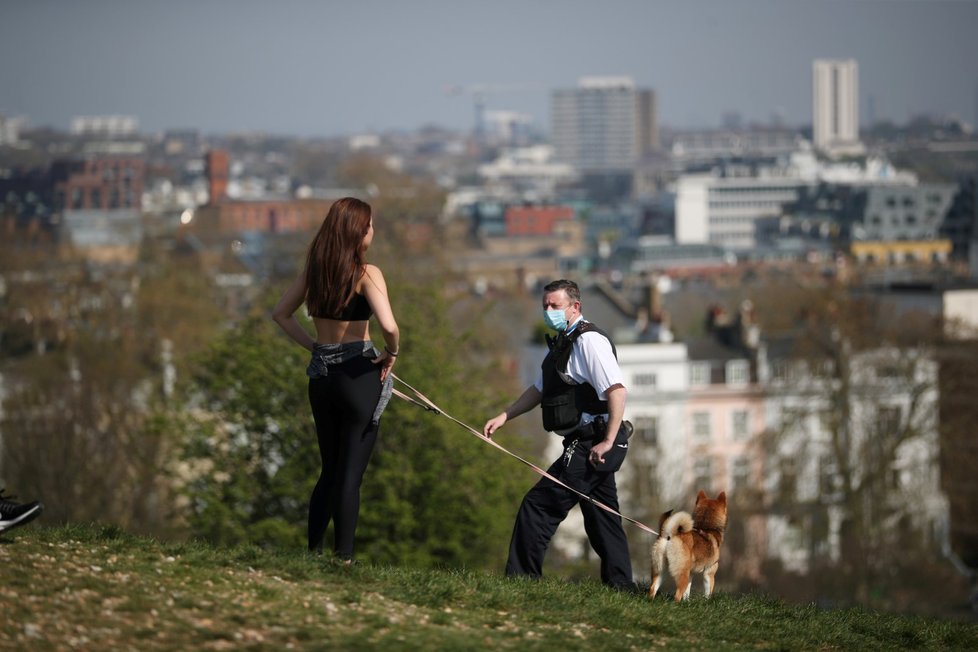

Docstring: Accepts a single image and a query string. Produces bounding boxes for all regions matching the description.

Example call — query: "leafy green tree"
[171,306,314,548]
[357,278,532,568]
[172,275,531,569]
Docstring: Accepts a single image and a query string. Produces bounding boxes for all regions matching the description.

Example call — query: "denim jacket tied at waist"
[306,340,393,425]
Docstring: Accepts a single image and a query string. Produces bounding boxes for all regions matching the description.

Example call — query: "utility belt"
[560,417,634,474]
[562,416,634,443]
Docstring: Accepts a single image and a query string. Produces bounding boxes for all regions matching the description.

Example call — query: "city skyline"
[2,0,978,137]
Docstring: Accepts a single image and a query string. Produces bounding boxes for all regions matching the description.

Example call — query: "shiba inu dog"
[648,490,727,602]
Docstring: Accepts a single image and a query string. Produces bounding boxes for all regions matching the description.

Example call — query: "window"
[693,458,713,492]
[877,405,902,435]
[692,411,711,440]
[771,360,791,382]
[731,410,749,440]
[726,360,750,385]
[731,456,751,491]
[633,416,659,446]
[689,362,711,386]
[632,372,657,389]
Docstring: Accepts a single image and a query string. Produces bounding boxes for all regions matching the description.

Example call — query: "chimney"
[205,149,229,204]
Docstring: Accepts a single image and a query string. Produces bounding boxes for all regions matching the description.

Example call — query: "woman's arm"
[361,264,399,354]
[271,273,316,352]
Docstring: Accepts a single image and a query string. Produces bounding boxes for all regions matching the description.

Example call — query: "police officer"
[484,279,634,590]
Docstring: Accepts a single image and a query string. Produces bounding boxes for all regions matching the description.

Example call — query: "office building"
[70,115,139,138]
[551,76,659,175]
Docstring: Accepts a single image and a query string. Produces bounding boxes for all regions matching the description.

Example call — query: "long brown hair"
[304,197,372,318]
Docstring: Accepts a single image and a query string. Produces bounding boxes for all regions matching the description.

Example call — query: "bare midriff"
[313,317,371,345]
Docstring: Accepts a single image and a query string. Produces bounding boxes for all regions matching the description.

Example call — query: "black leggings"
[307,355,382,558]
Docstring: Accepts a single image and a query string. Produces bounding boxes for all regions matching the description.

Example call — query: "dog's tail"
[661,510,694,539]
[657,509,674,536]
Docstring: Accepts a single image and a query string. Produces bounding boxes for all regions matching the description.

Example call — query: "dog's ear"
[716,491,727,504]
[696,490,707,503]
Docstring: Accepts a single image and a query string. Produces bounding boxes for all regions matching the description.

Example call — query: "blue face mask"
[544,308,568,331]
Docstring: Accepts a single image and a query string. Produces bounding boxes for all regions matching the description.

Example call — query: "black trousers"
[307,355,381,558]
[505,424,633,588]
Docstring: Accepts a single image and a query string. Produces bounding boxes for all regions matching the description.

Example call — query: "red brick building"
[52,156,145,211]
[190,149,336,235]
[504,205,575,236]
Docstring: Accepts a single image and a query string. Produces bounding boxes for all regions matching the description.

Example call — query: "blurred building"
[551,77,659,201]
[504,205,575,236]
[675,150,932,253]
[70,115,139,138]
[1,154,146,255]
[675,165,808,250]
[61,209,143,264]
[939,177,978,263]
[669,128,802,166]
[52,156,145,212]
[0,113,26,146]
[187,149,337,236]
[812,59,863,156]
[476,145,576,202]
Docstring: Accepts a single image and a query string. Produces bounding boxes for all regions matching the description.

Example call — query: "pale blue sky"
[2,0,977,136]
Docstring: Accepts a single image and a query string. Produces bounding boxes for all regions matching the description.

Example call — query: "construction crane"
[443,82,542,147]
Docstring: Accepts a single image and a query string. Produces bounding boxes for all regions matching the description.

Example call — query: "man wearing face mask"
[483,279,634,591]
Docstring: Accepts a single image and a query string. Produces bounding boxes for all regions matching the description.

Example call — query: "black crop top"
[327,292,372,321]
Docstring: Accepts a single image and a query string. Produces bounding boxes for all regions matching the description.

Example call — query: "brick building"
[52,156,145,212]
[189,149,336,236]
[504,205,575,236]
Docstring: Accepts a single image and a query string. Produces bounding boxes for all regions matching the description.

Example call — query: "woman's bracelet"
[385,346,399,357]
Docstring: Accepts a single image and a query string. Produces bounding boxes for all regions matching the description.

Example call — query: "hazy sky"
[2,0,977,137]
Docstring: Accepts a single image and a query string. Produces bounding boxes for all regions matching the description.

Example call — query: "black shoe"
[608,581,641,595]
[0,489,43,535]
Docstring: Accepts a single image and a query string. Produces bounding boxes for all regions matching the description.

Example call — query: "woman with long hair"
[272,197,399,562]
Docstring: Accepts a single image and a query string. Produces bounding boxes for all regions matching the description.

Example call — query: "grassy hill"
[2,524,976,651]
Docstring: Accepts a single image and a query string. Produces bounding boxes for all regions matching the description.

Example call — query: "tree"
[170,269,531,568]
[758,286,952,609]
[169,306,314,547]
[0,250,226,535]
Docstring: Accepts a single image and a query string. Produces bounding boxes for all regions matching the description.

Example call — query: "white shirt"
[533,316,624,400]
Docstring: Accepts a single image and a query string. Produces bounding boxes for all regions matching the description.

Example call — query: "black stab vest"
[540,321,617,432]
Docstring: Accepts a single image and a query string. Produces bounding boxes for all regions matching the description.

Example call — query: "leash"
[390,373,658,536]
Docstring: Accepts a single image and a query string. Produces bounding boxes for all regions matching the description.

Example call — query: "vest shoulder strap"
[572,321,617,359]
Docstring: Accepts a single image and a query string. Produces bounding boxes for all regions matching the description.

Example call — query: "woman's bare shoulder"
[360,264,387,291]
[362,263,386,281]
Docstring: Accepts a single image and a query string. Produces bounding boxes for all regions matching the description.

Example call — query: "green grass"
[1,524,976,650]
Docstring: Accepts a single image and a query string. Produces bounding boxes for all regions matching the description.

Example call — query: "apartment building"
[813,59,863,156]
[552,77,658,174]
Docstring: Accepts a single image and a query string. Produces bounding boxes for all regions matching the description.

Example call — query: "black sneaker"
[0,489,43,535]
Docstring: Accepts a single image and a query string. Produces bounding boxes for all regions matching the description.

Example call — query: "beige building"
[813,59,863,156]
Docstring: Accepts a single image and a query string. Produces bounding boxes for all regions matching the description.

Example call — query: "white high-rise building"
[812,59,862,155]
